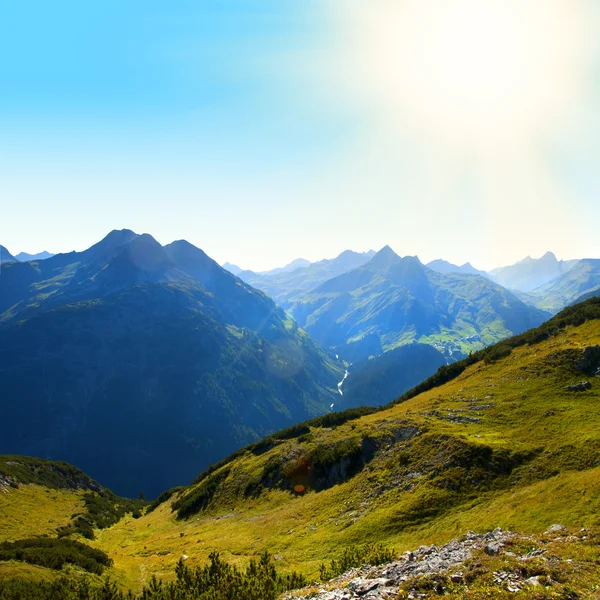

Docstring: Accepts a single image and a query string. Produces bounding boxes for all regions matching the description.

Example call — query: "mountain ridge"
[0,230,343,498]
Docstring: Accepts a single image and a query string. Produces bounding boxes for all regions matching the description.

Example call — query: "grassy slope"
[92,318,600,593]
[0,485,85,542]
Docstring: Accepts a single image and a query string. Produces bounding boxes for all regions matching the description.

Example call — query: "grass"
[2,303,599,596]
[0,485,84,542]
[84,318,600,593]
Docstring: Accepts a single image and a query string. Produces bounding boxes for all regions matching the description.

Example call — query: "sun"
[329,0,593,153]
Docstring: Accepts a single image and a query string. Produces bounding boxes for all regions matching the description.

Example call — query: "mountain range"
[2,298,599,598]
[426,258,488,277]
[524,258,600,312]
[0,230,342,497]
[288,246,548,361]
[2,233,598,498]
[15,250,55,261]
[488,251,579,292]
[238,249,377,308]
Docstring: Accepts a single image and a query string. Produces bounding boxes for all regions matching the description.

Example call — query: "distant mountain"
[0,230,342,498]
[239,249,376,309]
[224,258,312,279]
[15,250,55,261]
[427,259,488,278]
[340,343,446,408]
[262,257,312,276]
[529,258,600,312]
[0,245,18,265]
[489,252,578,292]
[222,261,243,276]
[289,246,548,361]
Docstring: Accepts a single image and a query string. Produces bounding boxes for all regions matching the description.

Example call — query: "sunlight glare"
[331,0,593,153]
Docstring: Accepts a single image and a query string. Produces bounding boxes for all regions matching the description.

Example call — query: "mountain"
[15,250,55,261]
[0,245,18,265]
[224,258,313,279]
[222,261,243,275]
[290,247,549,361]
[1,299,600,597]
[0,230,342,498]
[426,258,488,277]
[2,298,591,595]
[339,342,446,408]
[529,258,600,312]
[489,251,579,292]
[261,257,312,276]
[239,249,377,309]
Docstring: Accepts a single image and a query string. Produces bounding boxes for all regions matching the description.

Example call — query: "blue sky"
[1,0,599,270]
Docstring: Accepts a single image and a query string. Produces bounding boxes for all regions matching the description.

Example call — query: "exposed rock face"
[284,528,514,599]
[576,346,600,375]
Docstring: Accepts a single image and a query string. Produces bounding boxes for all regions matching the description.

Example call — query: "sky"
[1,0,599,271]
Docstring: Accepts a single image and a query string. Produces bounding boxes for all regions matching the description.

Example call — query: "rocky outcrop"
[284,529,514,599]
[576,346,600,375]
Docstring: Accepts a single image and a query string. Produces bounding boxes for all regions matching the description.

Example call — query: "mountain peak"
[0,245,17,264]
[541,251,557,262]
[369,245,401,268]
[223,262,243,276]
[102,229,139,245]
[15,251,54,262]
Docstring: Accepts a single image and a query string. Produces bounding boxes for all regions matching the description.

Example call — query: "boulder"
[566,381,592,392]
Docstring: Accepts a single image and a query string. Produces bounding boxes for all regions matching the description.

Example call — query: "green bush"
[0,537,112,575]
[320,543,396,580]
[173,468,231,519]
[0,551,305,600]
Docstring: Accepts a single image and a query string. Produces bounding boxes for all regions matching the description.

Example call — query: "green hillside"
[1,299,599,598]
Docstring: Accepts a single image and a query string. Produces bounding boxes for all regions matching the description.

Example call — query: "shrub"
[320,543,396,580]
[0,537,112,575]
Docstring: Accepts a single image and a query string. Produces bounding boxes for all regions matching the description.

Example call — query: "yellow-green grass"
[0,484,84,542]
[0,561,57,582]
[92,320,600,593]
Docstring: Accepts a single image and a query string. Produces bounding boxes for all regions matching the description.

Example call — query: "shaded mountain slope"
[0,245,18,265]
[339,343,446,408]
[0,231,342,498]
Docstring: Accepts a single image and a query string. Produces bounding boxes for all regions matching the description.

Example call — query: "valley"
[1,298,599,598]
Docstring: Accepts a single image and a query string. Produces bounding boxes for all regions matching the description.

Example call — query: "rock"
[450,573,463,583]
[524,576,541,586]
[546,524,567,534]
[484,542,504,556]
[576,346,600,374]
[566,381,592,392]
[349,578,386,595]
